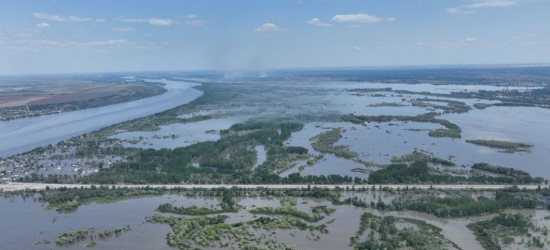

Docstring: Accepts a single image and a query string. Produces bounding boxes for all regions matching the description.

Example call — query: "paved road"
[0,182,544,192]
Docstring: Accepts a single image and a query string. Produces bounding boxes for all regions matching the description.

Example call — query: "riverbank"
[0,182,544,192]
[0,78,202,158]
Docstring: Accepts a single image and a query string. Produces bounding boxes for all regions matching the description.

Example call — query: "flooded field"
[112,117,245,150]
[2,192,547,250]
[281,115,550,179]
[2,70,550,250]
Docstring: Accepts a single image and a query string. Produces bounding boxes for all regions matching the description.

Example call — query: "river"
[0,78,202,158]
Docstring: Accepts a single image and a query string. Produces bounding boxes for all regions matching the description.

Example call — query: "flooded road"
[0,78,202,158]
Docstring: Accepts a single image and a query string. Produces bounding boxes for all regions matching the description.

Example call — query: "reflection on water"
[281,123,369,178]
[112,117,244,150]
[254,145,267,168]
[441,106,550,178]
[281,113,550,178]
[309,81,542,94]
[2,194,547,250]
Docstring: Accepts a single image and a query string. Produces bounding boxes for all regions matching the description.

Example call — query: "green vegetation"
[390,151,455,166]
[468,214,545,250]
[342,112,462,138]
[368,102,407,107]
[351,168,371,173]
[242,245,302,250]
[55,230,88,246]
[410,98,471,114]
[311,205,336,216]
[471,163,544,183]
[56,196,81,212]
[310,128,358,159]
[350,212,458,250]
[286,146,308,155]
[473,103,493,109]
[55,226,131,246]
[349,88,393,93]
[369,161,542,185]
[85,242,97,248]
[466,139,533,152]
[157,189,239,215]
[391,191,538,218]
[43,185,167,212]
[249,197,326,223]
[148,214,327,250]
[25,121,366,185]
[38,186,359,214]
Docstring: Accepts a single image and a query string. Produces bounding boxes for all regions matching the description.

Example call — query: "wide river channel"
[0,78,202,158]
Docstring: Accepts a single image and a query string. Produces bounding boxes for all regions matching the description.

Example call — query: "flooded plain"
[88,79,550,179]
[2,193,547,250]
[112,117,244,150]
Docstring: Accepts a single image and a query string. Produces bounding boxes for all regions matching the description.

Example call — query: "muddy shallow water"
[2,193,547,250]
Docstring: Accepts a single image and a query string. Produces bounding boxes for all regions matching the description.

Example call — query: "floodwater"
[281,104,550,179]
[307,81,542,94]
[281,123,369,179]
[0,78,202,158]
[2,193,546,250]
[111,117,243,150]
[441,106,550,177]
[254,145,267,168]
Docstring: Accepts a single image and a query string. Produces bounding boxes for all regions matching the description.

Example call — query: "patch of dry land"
[0,83,165,120]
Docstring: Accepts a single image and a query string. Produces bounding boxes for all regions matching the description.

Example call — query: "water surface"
[0,78,202,157]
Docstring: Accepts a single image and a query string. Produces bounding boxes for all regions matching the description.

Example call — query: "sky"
[0,0,549,75]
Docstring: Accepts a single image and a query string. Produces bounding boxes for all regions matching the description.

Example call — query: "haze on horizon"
[1,0,549,75]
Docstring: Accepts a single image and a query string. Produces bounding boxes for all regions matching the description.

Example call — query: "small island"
[368,102,407,107]
[466,139,533,153]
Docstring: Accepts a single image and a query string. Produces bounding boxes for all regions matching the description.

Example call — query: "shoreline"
[1,182,544,192]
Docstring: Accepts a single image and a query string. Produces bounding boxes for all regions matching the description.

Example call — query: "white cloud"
[186,14,197,19]
[111,27,134,32]
[148,18,173,26]
[468,0,517,8]
[331,14,396,23]
[254,23,288,32]
[33,13,102,23]
[36,23,50,28]
[410,42,432,48]
[526,34,536,38]
[447,0,519,14]
[463,37,479,42]
[353,46,364,50]
[115,17,174,26]
[306,18,332,27]
[445,8,475,14]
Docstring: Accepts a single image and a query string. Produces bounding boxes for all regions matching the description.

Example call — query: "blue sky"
[0,0,549,75]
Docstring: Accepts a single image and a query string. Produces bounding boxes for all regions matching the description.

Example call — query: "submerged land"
[1,66,550,250]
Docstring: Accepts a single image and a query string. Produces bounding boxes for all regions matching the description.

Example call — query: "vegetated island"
[368,102,407,107]
[467,213,546,250]
[466,139,533,153]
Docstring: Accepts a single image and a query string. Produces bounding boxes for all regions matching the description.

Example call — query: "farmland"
[0,75,165,120]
